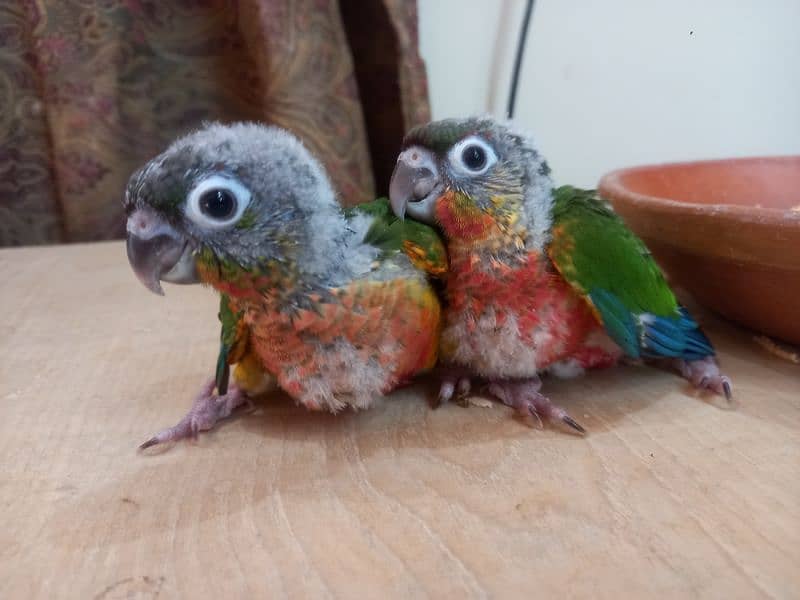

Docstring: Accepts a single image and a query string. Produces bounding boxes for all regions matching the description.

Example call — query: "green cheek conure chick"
[389,116,731,433]
[125,122,446,448]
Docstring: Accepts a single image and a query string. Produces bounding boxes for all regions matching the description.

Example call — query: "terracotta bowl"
[598,157,800,344]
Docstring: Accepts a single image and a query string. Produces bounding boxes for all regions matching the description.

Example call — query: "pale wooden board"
[0,242,798,599]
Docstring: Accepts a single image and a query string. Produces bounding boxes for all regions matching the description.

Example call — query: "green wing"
[215,293,246,394]
[548,186,713,360]
[347,197,448,277]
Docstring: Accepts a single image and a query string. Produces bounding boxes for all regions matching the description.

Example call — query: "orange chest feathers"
[234,278,442,387]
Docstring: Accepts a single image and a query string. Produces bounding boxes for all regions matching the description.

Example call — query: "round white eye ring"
[447,135,498,176]
[185,175,251,229]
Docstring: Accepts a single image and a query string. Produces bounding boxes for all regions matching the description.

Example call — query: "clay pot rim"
[598,156,800,230]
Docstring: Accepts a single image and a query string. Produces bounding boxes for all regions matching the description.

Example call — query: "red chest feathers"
[444,252,602,369]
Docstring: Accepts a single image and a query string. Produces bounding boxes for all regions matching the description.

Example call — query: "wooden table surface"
[1,241,798,599]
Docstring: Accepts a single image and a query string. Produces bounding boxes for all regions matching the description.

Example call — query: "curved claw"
[562,415,587,435]
[139,437,160,451]
[138,418,193,451]
[527,406,544,429]
[722,380,732,401]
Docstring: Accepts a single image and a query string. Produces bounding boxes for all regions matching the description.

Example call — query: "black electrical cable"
[506,0,535,119]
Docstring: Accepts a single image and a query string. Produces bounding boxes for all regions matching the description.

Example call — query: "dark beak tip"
[126,233,171,296]
[133,264,166,296]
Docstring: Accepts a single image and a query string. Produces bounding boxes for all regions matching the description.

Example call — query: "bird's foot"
[435,367,473,408]
[487,377,586,434]
[671,356,732,401]
[139,378,249,450]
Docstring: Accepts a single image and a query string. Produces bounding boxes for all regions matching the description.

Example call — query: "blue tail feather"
[640,308,714,360]
[589,289,715,361]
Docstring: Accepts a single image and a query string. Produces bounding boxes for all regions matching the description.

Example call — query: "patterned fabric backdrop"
[0,0,430,246]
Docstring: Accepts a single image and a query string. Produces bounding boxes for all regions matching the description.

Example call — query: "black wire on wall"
[506,0,535,119]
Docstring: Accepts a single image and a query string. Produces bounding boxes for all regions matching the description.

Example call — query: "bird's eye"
[461,145,486,171]
[448,136,497,176]
[186,175,251,228]
[199,189,236,220]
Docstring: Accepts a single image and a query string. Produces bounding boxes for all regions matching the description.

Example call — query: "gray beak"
[389,159,439,223]
[126,207,198,295]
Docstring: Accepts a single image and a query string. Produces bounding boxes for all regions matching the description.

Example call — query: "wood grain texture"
[0,242,798,599]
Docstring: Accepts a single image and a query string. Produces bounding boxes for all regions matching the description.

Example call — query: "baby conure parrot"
[125,122,446,448]
[389,116,731,433]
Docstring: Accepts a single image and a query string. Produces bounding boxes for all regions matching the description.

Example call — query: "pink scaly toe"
[672,356,733,401]
[487,377,586,434]
[139,378,248,450]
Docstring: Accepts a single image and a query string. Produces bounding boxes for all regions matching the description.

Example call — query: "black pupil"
[462,145,486,171]
[199,189,236,220]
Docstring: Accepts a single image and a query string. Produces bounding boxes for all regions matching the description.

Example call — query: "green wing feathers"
[216,293,247,394]
[548,186,714,360]
[549,186,678,316]
[348,198,448,277]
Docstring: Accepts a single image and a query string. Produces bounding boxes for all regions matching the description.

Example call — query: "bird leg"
[435,366,474,407]
[139,377,249,450]
[669,356,732,401]
[487,376,586,434]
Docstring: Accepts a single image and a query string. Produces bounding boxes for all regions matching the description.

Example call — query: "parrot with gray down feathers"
[125,122,445,448]
[389,116,731,433]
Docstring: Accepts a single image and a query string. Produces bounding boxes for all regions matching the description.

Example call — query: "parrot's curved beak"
[389,148,440,224]
[126,207,199,295]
